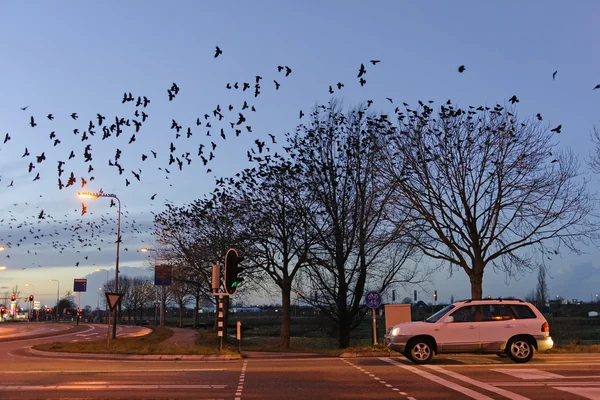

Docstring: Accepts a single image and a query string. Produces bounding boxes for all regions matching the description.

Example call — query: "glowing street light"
[0,266,7,271]
[141,248,162,326]
[79,190,121,339]
[49,279,59,321]
[0,245,5,251]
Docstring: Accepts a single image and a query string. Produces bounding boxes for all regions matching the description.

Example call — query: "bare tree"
[535,265,549,311]
[291,101,426,348]
[221,154,316,348]
[385,102,599,299]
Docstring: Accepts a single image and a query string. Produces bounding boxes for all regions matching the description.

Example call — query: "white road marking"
[492,368,564,380]
[235,359,248,399]
[553,387,600,399]
[342,359,414,399]
[3,368,225,374]
[492,382,600,387]
[381,358,494,400]
[426,365,531,400]
[0,385,226,390]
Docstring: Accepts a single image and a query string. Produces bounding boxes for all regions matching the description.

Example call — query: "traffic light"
[46,308,50,313]
[29,295,34,302]
[10,294,16,302]
[1,307,5,314]
[224,248,245,295]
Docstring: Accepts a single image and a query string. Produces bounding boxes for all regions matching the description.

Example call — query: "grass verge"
[33,326,236,358]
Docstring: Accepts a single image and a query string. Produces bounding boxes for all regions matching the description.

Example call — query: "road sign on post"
[74,279,87,292]
[154,265,173,286]
[104,292,122,312]
[365,290,382,345]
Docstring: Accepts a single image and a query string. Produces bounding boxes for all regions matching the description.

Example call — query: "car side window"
[509,305,537,319]
[450,305,478,322]
[482,304,509,321]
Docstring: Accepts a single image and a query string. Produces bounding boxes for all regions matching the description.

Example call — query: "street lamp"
[141,248,161,326]
[79,190,121,339]
[25,283,35,320]
[0,245,4,251]
[49,279,59,321]
[95,268,110,291]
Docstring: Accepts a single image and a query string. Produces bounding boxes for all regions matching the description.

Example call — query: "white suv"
[384,299,553,364]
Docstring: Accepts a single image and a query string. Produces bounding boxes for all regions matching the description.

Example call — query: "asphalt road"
[1,323,599,399]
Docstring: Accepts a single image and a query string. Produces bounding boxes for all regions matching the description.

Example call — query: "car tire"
[506,337,535,363]
[405,338,434,364]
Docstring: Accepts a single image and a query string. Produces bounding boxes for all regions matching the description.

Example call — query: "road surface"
[1,323,599,399]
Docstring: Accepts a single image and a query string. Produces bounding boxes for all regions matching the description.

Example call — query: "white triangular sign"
[104,292,122,312]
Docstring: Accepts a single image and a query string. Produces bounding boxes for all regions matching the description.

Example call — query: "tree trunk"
[338,320,351,348]
[469,272,483,300]
[193,294,199,329]
[280,280,292,349]
[178,302,183,328]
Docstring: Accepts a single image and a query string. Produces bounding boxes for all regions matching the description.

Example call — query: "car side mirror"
[443,316,454,323]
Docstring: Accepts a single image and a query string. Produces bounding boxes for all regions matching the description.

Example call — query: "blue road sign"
[73,279,87,292]
[154,264,172,286]
[365,290,382,309]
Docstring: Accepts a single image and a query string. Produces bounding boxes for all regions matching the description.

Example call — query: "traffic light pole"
[217,294,224,351]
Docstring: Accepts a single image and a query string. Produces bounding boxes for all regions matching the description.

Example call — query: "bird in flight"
[458,65,466,73]
[594,84,600,90]
[552,71,557,80]
[20,106,29,111]
[551,125,562,133]
[370,60,381,65]
[357,63,366,78]
[215,46,223,58]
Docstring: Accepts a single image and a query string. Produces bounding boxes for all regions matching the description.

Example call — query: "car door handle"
[468,325,477,329]
[505,324,515,328]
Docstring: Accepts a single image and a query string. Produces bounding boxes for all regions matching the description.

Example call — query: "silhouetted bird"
[551,125,562,133]
[552,71,557,80]
[215,46,223,58]
[370,60,381,65]
[458,65,466,73]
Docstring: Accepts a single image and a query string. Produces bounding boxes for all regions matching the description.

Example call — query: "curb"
[27,347,241,361]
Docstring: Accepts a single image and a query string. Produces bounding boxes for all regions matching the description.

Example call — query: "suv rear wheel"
[405,338,435,364]
[506,337,535,363]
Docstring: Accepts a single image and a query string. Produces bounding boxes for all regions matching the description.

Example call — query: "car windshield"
[426,304,455,322]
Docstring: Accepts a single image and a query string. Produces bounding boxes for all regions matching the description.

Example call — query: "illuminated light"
[0,266,7,270]
[0,246,4,251]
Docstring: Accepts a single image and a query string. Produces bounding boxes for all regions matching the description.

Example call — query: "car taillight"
[541,322,549,333]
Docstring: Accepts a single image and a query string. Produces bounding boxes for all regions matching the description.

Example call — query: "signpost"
[155,265,172,326]
[73,279,87,325]
[104,292,122,345]
[365,290,382,345]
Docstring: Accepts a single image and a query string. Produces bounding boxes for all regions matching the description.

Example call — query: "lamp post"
[79,191,121,339]
[49,279,59,321]
[25,283,35,321]
[141,248,161,326]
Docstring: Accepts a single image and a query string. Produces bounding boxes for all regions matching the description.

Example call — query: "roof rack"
[461,298,524,303]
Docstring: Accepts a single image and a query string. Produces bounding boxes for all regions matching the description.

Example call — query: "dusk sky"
[1,1,600,309]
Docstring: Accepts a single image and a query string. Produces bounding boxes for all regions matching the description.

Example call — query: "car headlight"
[391,327,401,336]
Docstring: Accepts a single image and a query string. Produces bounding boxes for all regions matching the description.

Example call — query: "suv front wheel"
[506,337,535,363]
[405,338,435,364]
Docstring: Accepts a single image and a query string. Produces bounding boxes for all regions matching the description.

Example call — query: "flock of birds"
[1,44,599,274]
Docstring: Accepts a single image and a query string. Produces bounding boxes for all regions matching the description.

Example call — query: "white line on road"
[553,387,600,399]
[0,385,227,390]
[491,368,564,380]
[2,368,225,374]
[425,365,531,400]
[380,358,494,400]
[342,359,414,400]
